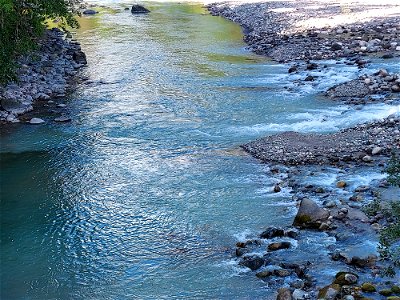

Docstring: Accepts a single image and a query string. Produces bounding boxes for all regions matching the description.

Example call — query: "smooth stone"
[292,289,309,300]
[29,117,45,124]
[371,147,383,158]
[361,282,376,293]
[83,9,97,15]
[379,289,393,296]
[318,284,340,300]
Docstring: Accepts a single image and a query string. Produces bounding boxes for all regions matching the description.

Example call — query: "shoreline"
[0,28,87,125]
[206,1,400,298]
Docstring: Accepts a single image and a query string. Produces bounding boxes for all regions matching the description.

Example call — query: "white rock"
[29,117,45,124]
[292,289,310,300]
[57,103,67,108]
[372,146,382,155]
[362,155,373,162]
[396,46,400,51]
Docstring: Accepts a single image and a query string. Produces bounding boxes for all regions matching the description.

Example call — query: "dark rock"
[73,50,87,65]
[382,53,394,59]
[331,42,343,50]
[260,227,285,239]
[304,75,314,81]
[83,9,97,15]
[239,256,265,270]
[131,4,150,14]
[268,241,291,251]
[273,184,282,193]
[256,270,273,278]
[288,66,298,73]
[306,63,318,70]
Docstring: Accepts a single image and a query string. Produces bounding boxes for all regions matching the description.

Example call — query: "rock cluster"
[241,116,400,166]
[326,69,400,101]
[207,2,400,62]
[0,28,86,123]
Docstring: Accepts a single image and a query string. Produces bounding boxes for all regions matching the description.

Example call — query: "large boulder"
[293,198,329,229]
[239,256,265,271]
[131,4,150,14]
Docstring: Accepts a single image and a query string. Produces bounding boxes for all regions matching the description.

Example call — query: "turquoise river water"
[1,2,400,299]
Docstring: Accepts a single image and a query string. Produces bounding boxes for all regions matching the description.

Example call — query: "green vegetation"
[0,0,81,84]
[380,153,400,277]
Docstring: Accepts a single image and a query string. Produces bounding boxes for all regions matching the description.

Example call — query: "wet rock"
[268,241,291,251]
[73,50,87,65]
[361,282,376,292]
[382,53,394,59]
[239,256,265,270]
[362,155,373,162]
[304,75,314,81]
[131,4,150,14]
[348,255,377,268]
[337,181,347,188]
[318,284,340,300]
[326,79,370,98]
[277,288,293,300]
[235,247,248,257]
[379,289,393,296]
[260,227,285,239]
[293,198,329,229]
[391,286,400,293]
[284,228,299,239]
[273,184,282,193]
[290,279,305,289]
[256,270,273,278]
[288,66,298,73]
[83,9,97,15]
[274,269,292,277]
[387,297,400,300]
[29,117,45,124]
[333,272,358,285]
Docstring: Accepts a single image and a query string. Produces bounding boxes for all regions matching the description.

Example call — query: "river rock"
[274,268,292,277]
[268,242,291,251]
[239,256,265,270]
[361,282,376,293]
[379,289,393,296]
[317,284,340,300]
[83,9,97,15]
[371,146,382,155]
[336,181,347,188]
[73,50,87,65]
[333,271,358,285]
[256,270,273,278]
[277,288,293,300]
[331,42,343,50]
[293,198,329,229]
[29,117,45,124]
[260,226,285,239]
[131,4,150,14]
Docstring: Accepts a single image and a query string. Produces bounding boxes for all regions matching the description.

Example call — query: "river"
[1,2,399,299]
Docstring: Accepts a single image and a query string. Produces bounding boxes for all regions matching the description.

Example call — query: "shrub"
[0,0,81,84]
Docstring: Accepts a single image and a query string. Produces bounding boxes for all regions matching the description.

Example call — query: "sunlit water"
[1,2,400,299]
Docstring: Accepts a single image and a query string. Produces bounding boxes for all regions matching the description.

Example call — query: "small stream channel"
[1,2,399,299]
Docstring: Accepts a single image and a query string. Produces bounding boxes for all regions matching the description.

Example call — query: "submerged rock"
[131,4,150,14]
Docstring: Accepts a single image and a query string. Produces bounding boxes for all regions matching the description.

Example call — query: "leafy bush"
[0,0,81,84]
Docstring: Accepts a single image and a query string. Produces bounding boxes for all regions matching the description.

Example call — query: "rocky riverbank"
[0,28,87,124]
[207,1,400,62]
[242,116,400,166]
[207,1,400,299]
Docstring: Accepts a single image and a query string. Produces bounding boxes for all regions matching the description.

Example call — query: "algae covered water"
[1,2,399,299]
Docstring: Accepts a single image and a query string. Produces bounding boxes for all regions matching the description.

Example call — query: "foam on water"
[229,103,400,136]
